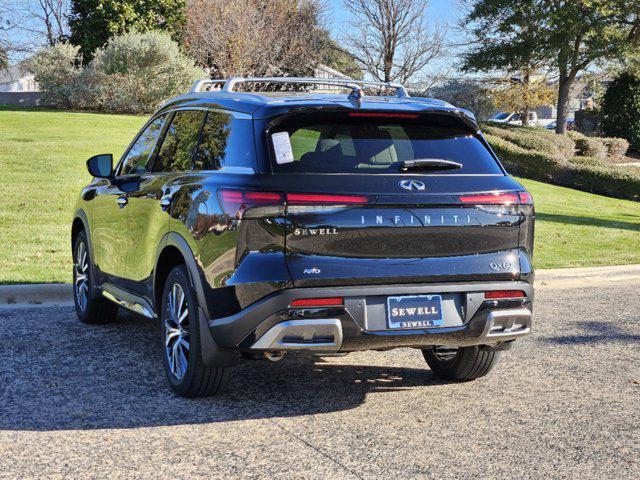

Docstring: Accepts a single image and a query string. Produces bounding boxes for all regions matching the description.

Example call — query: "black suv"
[72,77,534,397]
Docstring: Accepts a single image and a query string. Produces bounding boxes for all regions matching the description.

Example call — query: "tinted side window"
[119,115,166,175]
[153,110,206,172]
[194,112,255,170]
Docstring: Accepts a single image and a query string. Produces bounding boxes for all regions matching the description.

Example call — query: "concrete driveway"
[0,283,638,479]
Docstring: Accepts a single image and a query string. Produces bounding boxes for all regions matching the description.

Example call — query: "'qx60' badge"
[399,179,426,191]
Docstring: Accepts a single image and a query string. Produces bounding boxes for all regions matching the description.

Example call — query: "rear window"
[269,114,502,175]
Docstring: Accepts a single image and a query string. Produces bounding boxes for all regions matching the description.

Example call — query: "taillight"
[459,191,533,205]
[290,297,344,308]
[286,193,370,205]
[518,192,533,204]
[219,189,371,217]
[219,189,284,218]
[484,290,526,299]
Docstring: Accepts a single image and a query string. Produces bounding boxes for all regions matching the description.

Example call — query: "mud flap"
[198,307,240,367]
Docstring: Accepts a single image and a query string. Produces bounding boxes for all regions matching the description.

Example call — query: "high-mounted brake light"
[459,191,533,205]
[290,297,344,308]
[348,112,419,119]
[484,290,526,299]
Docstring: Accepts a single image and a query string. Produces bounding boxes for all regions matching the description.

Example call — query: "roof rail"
[189,76,409,99]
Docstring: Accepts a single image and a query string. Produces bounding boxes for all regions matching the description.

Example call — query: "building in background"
[0,65,42,107]
[0,65,39,92]
[313,64,351,91]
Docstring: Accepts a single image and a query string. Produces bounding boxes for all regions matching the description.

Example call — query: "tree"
[0,46,7,70]
[463,1,640,135]
[68,0,186,62]
[185,0,326,78]
[491,75,556,126]
[426,79,497,121]
[318,38,363,80]
[0,3,15,66]
[0,1,68,61]
[18,0,69,47]
[544,1,640,134]
[342,0,445,85]
[601,72,640,149]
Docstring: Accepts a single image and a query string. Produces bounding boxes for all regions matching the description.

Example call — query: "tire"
[73,230,119,324]
[160,265,229,397]
[422,345,499,381]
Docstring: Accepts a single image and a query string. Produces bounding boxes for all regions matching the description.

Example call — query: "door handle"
[117,195,128,208]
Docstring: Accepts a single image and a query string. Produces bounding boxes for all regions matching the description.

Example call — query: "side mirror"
[87,154,113,178]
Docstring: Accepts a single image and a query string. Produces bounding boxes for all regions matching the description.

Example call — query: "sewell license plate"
[387,294,444,329]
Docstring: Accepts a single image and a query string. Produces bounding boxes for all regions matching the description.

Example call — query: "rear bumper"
[208,281,533,353]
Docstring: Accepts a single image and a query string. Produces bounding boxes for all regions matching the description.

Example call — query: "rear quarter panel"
[168,172,292,318]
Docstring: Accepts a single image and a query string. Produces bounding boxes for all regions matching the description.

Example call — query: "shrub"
[485,133,640,201]
[559,164,640,202]
[482,124,575,159]
[89,31,205,113]
[601,72,640,150]
[27,32,205,113]
[601,137,629,159]
[27,43,82,108]
[484,134,563,180]
[574,137,607,159]
[567,130,587,142]
[568,156,604,167]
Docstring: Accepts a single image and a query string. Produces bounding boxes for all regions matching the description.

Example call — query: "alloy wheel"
[164,283,190,381]
[74,241,89,312]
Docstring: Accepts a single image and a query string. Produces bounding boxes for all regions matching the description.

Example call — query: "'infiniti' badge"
[399,179,426,191]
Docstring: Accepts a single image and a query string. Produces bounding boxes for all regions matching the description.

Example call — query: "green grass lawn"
[0,107,639,283]
[517,177,640,269]
[0,107,146,284]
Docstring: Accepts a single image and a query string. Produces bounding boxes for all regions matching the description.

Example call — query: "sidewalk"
[1,264,639,308]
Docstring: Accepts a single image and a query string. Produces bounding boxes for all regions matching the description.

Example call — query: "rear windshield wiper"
[400,159,463,171]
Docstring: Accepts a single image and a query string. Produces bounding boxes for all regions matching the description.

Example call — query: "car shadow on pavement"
[0,308,449,431]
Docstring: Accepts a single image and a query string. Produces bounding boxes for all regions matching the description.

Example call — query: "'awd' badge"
[303,268,321,275]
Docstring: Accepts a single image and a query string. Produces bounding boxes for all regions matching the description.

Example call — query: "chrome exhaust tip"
[251,319,343,351]
[264,351,285,362]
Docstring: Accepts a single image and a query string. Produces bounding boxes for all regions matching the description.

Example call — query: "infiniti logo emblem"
[399,179,426,191]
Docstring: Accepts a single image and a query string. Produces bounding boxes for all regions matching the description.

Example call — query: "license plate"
[387,294,444,329]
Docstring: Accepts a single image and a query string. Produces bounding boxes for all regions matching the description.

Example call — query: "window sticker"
[272,132,295,164]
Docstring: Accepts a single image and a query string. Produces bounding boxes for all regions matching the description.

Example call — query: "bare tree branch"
[342,0,446,84]
[185,0,327,80]
[4,0,69,53]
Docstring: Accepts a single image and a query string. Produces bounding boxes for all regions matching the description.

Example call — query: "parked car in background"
[71,77,535,397]
[545,119,575,131]
[489,111,538,126]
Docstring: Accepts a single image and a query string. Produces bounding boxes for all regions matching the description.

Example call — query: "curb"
[0,283,73,308]
[1,264,640,308]
[535,264,640,289]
